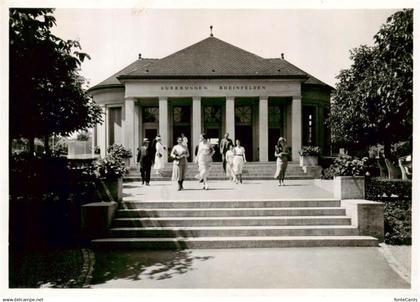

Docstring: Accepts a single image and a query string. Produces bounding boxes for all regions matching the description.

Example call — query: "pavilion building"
[89,35,333,165]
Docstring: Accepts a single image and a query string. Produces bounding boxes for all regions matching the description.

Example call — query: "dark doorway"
[144,129,158,142]
[235,125,253,162]
[268,128,281,161]
[172,106,192,161]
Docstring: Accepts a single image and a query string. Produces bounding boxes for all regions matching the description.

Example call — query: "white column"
[291,95,302,161]
[124,98,136,166]
[97,105,106,158]
[259,97,268,162]
[159,97,169,163]
[225,97,235,142]
[192,97,201,161]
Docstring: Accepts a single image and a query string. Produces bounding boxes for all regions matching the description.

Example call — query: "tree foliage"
[329,9,412,154]
[9,9,102,141]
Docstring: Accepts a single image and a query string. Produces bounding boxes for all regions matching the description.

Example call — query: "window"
[303,106,316,146]
[235,106,252,125]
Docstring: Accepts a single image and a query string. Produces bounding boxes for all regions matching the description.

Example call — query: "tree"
[329,9,412,157]
[9,9,102,154]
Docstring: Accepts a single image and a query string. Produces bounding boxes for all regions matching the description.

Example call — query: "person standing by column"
[195,133,214,190]
[219,132,233,173]
[154,136,166,175]
[232,139,246,184]
[274,137,289,186]
[136,138,153,186]
[171,137,189,191]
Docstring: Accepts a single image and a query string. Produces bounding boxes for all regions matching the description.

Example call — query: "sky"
[52,8,400,88]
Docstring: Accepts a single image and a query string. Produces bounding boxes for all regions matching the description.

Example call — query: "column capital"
[124,97,137,102]
[158,96,168,101]
[292,95,302,100]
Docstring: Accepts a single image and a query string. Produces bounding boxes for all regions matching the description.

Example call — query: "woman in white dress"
[195,133,214,190]
[232,139,246,184]
[171,137,189,191]
[154,137,166,175]
[225,144,235,181]
[273,137,289,186]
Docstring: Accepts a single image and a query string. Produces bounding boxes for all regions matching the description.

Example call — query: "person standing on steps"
[274,137,289,186]
[225,144,236,182]
[136,138,153,186]
[195,133,215,190]
[219,132,233,174]
[171,136,189,191]
[232,139,246,184]
[153,136,166,175]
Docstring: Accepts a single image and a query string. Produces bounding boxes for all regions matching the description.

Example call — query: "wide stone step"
[92,236,378,249]
[115,207,346,218]
[112,216,351,227]
[108,225,360,237]
[121,199,341,209]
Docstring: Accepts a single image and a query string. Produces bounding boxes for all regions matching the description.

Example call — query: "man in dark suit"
[136,138,153,185]
[219,132,233,173]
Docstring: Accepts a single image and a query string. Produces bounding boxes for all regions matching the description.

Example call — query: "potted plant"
[95,155,127,202]
[107,144,133,171]
[330,155,368,200]
[298,146,320,167]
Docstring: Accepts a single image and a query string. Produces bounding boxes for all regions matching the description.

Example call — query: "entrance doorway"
[235,105,254,161]
[203,104,223,162]
[172,106,192,161]
[235,125,253,161]
[268,104,285,161]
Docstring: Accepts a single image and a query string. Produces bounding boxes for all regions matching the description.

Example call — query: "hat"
[278,137,286,142]
[143,138,149,142]
[155,136,161,141]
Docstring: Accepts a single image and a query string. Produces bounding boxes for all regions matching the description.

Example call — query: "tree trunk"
[383,140,391,159]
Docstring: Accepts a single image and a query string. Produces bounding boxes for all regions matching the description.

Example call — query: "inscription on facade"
[160,85,267,91]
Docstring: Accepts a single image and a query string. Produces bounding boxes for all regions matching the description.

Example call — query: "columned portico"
[258,97,268,162]
[291,95,302,161]
[225,97,235,142]
[90,35,332,164]
[159,97,169,163]
[192,96,202,161]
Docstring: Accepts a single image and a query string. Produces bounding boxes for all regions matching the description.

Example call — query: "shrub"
[95,155,127,179]
[366,178,411,200]
[107,144,132,159]
[298,146,320,156]
[383,200,411,245]
[366,178,412,245]
[321,154,368,179]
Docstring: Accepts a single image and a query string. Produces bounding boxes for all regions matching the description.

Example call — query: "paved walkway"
[90,247,410,288]
[123,179,333,201]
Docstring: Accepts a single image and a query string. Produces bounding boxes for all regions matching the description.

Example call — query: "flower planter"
[299,155,318,167]
[102,177,123,202]
[333,176,365,200]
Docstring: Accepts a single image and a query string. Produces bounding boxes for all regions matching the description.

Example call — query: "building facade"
[89,35,332,165]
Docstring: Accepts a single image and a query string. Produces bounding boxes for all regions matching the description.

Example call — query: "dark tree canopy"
[9,8,102,141]
[329,9,412,154]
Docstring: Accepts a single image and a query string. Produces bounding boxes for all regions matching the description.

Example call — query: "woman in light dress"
[225,144,235,181]
[232,139,246,184]
[154,136,166,175]
[195,133,214,190]
[274,137,289,186]
[171,137,189,191]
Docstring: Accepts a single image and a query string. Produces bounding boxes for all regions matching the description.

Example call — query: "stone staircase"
[92,198,379,249]
[125,162,316,181]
